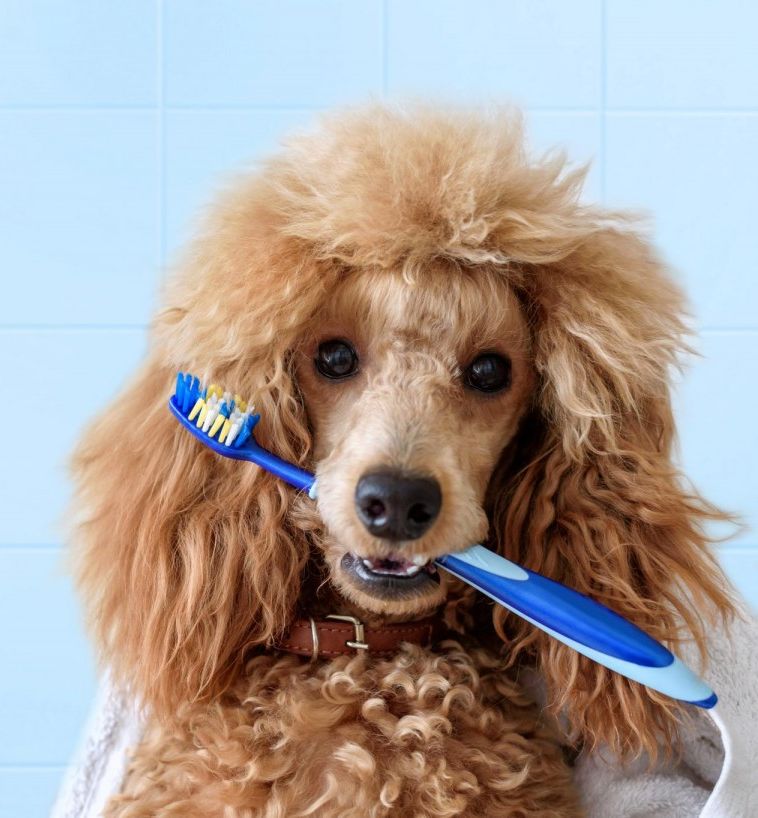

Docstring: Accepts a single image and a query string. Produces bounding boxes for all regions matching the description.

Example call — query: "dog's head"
[297,265,533,616]
[72,105,733,757]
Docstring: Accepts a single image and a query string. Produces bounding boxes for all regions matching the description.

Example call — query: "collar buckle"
[325,614,369,652]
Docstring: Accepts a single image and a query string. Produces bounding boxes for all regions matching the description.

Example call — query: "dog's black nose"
[355,470,441,541]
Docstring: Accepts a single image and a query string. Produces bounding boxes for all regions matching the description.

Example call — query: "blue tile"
[675,332,758,548]
[164,0,383,106]
[0,329,147,545]
[526,112,602,202]
[0,111,160,325]
[164,108,317,258]
[0,550,96,764]
[605,115,758,329]
[0,767,67,818]
[607,0,758,109]
[387,0,602,107]
[0,0,157,105]
[718,549,758,613]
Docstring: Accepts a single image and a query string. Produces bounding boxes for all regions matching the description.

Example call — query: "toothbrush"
[169,372,717,710]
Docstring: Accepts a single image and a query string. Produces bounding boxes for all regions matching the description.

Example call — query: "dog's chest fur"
[109,641,581,817]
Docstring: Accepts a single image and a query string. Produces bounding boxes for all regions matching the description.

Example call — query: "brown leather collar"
[275,614,443,660]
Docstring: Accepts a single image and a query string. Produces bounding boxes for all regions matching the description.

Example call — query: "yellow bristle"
[196,404,208,427]
[209,414,225,438]
[219,418,231,443]
[188,397,205,422]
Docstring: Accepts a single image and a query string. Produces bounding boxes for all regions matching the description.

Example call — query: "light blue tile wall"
[164,1,384,106]
[0,111,160,325]
[387,0,603,107]
[1,3,755,815]
[0,1,157,106]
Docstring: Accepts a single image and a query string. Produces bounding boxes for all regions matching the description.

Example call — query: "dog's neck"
[274,558,450,660]
[302,583,445,628]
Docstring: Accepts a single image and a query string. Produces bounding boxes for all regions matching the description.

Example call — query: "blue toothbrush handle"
[435,545,717,708]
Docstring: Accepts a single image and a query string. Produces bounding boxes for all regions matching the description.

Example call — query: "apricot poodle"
[71,105,734,817]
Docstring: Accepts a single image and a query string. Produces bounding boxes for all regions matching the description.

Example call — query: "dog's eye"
[464,353,511,393]
[315,339,359,379]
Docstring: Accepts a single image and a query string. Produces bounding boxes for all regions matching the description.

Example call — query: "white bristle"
[202,395,220,432]
[225,422,240,446]
[224,408,245,446]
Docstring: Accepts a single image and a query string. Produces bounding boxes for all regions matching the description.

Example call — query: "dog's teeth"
[411,555,429,566]
[360,557,421,577]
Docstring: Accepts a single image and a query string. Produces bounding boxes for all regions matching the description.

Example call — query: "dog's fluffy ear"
[70,178,337,716]
[488,224,735,759]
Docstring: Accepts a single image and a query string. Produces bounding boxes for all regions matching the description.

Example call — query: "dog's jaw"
[319,535,450,618]
[314,465,488,617]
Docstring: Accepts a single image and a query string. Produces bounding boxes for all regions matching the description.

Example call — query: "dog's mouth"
[340,551,440,598]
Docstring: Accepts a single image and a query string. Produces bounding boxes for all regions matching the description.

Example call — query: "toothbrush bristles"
[172,371,260,449]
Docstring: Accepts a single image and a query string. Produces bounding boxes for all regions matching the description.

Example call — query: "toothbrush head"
[169,371,262,462]
[169,371,317,493]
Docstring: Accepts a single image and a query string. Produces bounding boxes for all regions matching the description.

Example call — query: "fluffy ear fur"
[487,226,735,759]
[70,179,340,716]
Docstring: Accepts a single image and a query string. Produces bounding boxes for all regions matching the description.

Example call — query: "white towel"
[51,604,758,818]
[575,604,758,818]
[50,672,143,818]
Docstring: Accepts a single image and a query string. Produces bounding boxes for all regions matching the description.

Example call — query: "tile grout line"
[1,104,757,114]
[605,109,758,116]
[0,104,158,110]
[0,544,65,550]
[158,0,167,268]
[382,0,389,96]
[0,764,68,770]
[700,327,758,335]
[0,324,149,331]
[599,0,607,204]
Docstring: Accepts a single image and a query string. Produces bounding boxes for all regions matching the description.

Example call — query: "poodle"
[70,105,735,817]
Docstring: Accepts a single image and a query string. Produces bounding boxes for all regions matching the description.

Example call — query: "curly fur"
[106,641,578,817]
[70,104,735,816]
